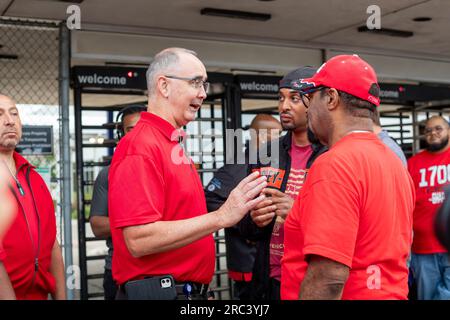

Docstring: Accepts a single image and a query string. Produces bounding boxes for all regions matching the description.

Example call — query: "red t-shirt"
[269,142,312,281]
[281,132,414,300]
[0,244,5,261]
[109,112,215,285]
[408,148,450,254]
[228,270,252,282]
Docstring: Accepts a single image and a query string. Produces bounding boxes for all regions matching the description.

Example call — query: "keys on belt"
[175,282,208,300]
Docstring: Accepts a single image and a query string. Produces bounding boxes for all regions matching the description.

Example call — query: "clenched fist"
[250,188,294,227]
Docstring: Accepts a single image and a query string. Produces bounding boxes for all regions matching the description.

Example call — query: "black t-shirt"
[90,166,113,270]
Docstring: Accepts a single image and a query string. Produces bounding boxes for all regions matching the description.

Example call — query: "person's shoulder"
[27,166,52,198]
[213,163,247,183]
[311,137,370,170]
[99,165,110,176]
[307,147,345,177]
[96,165,110,183]
[125,121,160,146]
[378,131,395,144]
[115,124,163,159]
[315,142,345,161]
[377,129,389,139]
[408,149,428,162]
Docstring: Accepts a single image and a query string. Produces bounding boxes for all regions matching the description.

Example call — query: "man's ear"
[327,88,340,112]
[157,76,170,98]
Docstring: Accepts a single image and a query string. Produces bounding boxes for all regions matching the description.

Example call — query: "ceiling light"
[55,0,84,3]
[357,26,413,38]
[413,17,432,22]
[0,54,18,60]
[200,8,271,21]
[230,68,276,74]
[105,61,149,67]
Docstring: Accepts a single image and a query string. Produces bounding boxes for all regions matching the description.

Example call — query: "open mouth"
[189,103,201,110]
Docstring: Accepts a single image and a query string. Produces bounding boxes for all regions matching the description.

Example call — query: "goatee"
[427,136,449,152]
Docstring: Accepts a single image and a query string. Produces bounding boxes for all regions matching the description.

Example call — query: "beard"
[0,138,19,151]
[281,122,295,131]
[427,136,449,152]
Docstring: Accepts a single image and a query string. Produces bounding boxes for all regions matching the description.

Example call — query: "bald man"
[249,114,283,150]
[408,115,450,300]
[0,94,65,300]
[205,114,281,300]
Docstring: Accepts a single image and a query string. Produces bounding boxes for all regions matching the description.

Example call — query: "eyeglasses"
[424,126,445,136]
[165,75,210,93]
[300,86,328,108]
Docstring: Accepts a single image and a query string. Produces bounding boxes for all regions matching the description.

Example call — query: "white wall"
[327,50,450,85]
[73,30,450,85]
[71,30,322,74]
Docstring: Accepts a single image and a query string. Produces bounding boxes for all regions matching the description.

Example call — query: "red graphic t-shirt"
[281,133,414,300]
[408,148,450,254]
[269,141,312,281]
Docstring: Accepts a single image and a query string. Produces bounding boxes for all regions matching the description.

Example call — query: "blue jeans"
[410,253,450,300]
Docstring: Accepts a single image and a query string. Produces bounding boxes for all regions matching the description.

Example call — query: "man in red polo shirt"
[0,94,66,300]
[108,48,267,300]
[281,55,415,300]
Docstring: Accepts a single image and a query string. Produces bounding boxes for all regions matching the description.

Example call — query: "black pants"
[268,277,281,300]
[233,280,252,300]
[103,269,118,301]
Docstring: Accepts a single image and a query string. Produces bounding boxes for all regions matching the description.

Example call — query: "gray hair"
[146,47,198,96]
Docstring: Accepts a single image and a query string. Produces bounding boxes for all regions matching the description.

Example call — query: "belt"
[117,278,212,300]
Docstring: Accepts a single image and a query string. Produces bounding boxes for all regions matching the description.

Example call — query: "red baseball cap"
[292,54,381,106]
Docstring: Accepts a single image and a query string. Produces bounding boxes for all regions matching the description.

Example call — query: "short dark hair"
[321,90,377,119]
[119,105,147,124]
[368,108,381,126]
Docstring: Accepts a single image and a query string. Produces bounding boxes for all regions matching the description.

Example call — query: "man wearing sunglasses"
[204,114,282,300]
[407,115,450,300]
[281,55,415,300]
[108,48,267,300]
